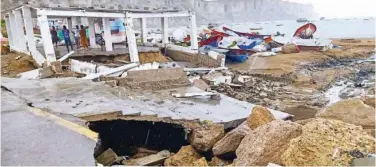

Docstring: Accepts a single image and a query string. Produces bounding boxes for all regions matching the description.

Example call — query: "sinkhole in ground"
[88,119,188,158]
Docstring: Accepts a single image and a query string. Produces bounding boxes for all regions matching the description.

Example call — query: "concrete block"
[123,150,170,166]
[18,66,55,79]
[95,148,118,166]
[50,61,63,74]
[118,68,189,90]
[202,72,232,86]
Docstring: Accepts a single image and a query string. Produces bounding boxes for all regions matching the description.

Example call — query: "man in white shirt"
[72,25,81,49]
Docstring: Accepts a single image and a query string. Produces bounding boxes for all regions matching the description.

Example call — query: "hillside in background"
[1,0,317,26]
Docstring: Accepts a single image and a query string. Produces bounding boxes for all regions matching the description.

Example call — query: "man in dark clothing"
[62,25,73,52]
[50,26,59,47]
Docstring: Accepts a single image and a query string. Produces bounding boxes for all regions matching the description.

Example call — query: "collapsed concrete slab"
[118,68,189,90]
[1,77,291,128]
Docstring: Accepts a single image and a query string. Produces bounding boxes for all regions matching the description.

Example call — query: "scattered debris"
[192,79,211,91]
[202,72,232,86]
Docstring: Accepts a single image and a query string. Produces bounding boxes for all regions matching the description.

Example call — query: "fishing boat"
[272,36,332,51]
[296,18,308,23]
[222,27,270,38]
[250,27,263,31]
[293,23,317,39]
[199,35,223,47]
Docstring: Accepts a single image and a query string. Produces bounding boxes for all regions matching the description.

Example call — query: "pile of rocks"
[164,99,375,166]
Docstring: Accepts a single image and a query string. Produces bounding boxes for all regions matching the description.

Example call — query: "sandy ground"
[229,39,374,78]
[1,52,39,77]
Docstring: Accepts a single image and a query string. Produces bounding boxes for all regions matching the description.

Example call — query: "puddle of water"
[325,81,348,106]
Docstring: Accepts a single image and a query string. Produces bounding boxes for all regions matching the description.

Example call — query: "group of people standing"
[50,25,89,52]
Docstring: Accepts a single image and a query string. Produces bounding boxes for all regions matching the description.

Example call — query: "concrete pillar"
[4,16,15,49]
[189,11,198,50]
[161,17,169,44]
[38,15,56,64]
[102,17,113,51]
[13,10,28,52]
[71,17,80,28]
[141,18,147,43]
[8,12,18,50]
[23,6,46,66]
[80,17,88,26]
[22,6,36,53]
[88,17,98,48]
[125,13,139,62]
[67,17,72,31]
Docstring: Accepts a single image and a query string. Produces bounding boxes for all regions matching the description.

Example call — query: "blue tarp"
[226,51,248,62]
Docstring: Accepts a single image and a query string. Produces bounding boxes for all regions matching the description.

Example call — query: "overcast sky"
[285,0,375,18]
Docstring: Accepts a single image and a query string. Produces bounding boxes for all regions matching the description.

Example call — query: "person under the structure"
[50,26,59,48]
[80,25,89,50]
[72,25,80,49]
[62,25,73,52]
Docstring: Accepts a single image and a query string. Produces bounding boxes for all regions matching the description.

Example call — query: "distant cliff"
[2,0,317,26]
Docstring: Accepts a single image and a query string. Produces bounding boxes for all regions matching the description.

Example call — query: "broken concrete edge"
[81,112,246,133]
[171,92,218,98]
[17,61,63,79]
[70,59,125,77]
[82,62,139,80]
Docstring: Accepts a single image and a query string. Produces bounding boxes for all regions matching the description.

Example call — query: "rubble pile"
[92,99,374,166]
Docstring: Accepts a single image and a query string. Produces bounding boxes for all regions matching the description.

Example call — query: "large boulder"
[235,120,302,166]
[212,122,250,156]
[164,145,202,166]
[246,106,276,129]
[281,118,375,166]
[188,122,225,152]
[316,99,375,129]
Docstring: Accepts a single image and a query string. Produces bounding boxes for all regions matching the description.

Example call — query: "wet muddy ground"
[215,39,375,120]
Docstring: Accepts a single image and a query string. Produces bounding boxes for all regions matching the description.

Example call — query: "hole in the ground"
[88,119,189,158]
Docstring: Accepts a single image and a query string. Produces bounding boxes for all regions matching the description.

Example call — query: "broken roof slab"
[1,77,291,128]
